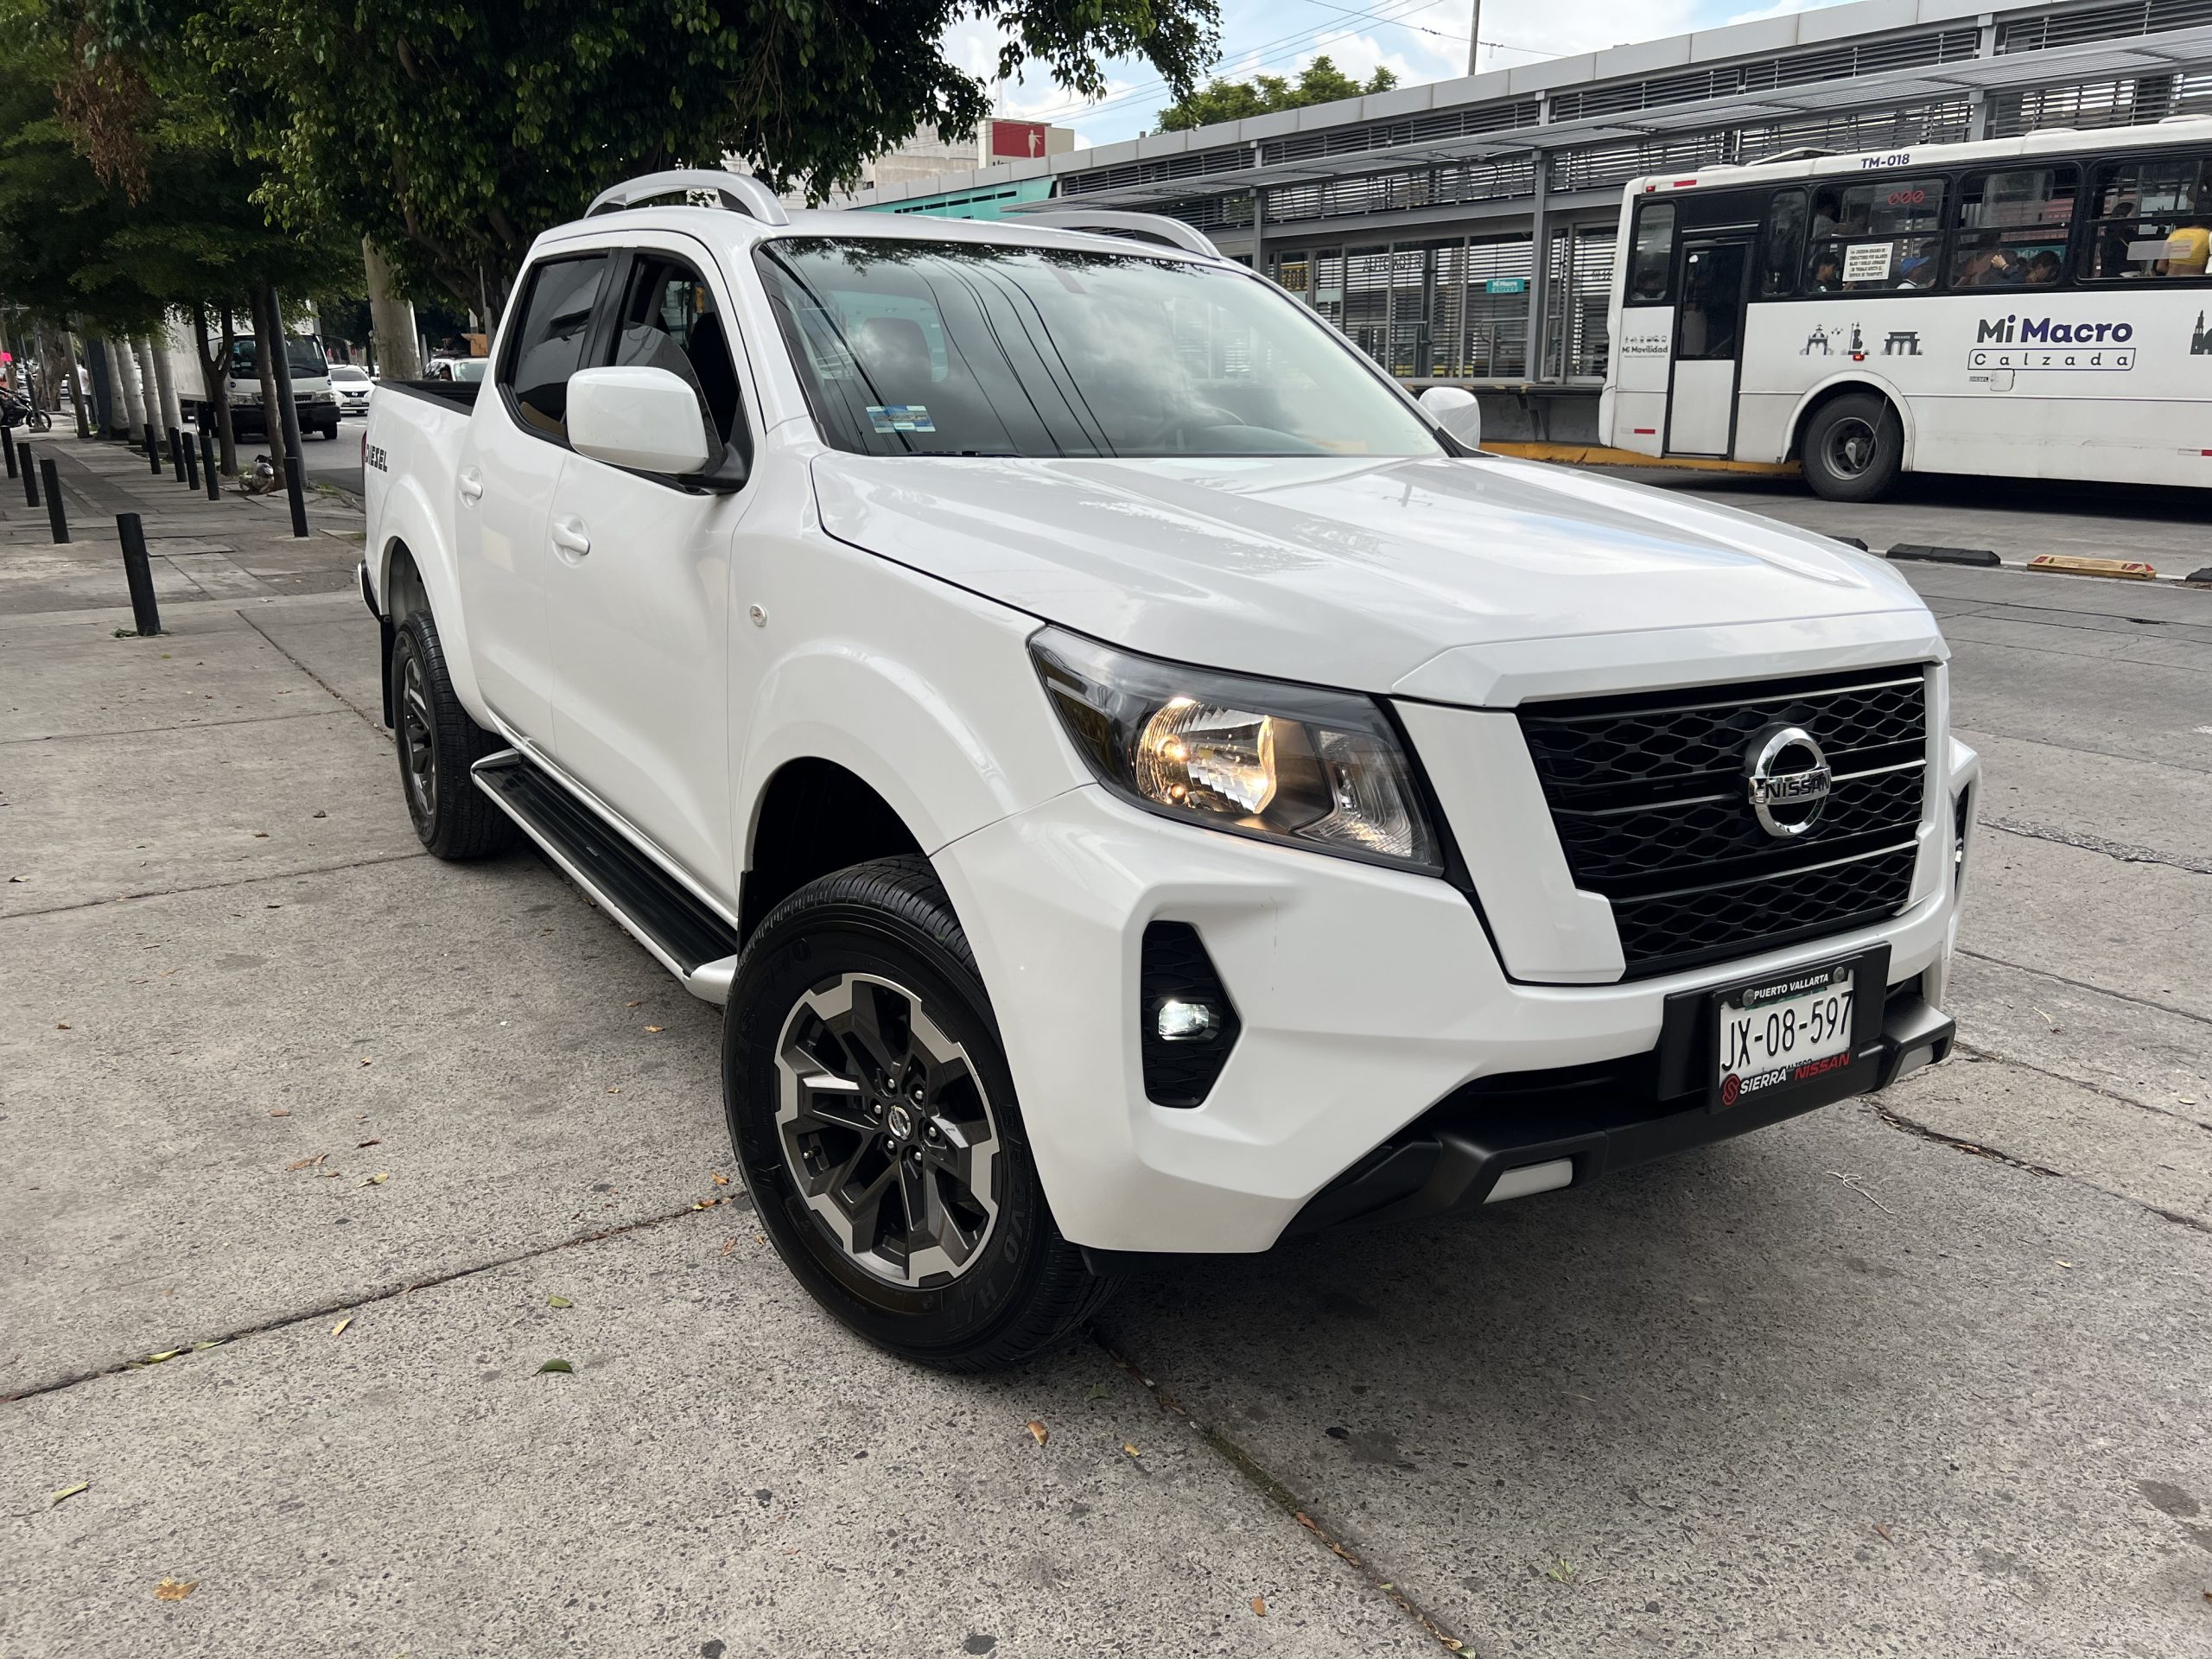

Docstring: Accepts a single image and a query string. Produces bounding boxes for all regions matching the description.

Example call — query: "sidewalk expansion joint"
[1954,948,2212,1031]
[1981,817,2212,876]
[1089,1328,1472,1654]
[1872,1102,2212,1239]
[0,849,431,921]
[238,608,385,733]
[1,1196,754,1406]
[1952,1041,2212,1137]
[0,707,345,749]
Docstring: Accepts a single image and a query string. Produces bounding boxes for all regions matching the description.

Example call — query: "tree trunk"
[130,338,161,448]
[249,286,286,475]
[257,283,307,461]
[61,323,90,439]
[113,335,146,439]
[149,322,182,435]
[363,238,422,380]
[198,302,239,477]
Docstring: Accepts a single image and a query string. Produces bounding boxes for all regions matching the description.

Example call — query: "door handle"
[550,517,591,556]
[457,467,484,502]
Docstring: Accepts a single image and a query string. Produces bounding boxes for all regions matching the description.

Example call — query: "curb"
[1484,441,1801,477]
[1885,543,1999,568]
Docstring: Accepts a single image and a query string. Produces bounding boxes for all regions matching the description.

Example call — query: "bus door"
[1666,237,1753,457]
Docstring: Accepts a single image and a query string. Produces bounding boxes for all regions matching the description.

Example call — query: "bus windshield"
[756,238,1444,460]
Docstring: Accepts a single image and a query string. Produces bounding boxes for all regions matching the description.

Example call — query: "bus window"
[1626,203,1675,304]
[2083,156,2210,280]
[1759,190,1806,296]
[1805,177,1947,293]
[1951,166,2078,288]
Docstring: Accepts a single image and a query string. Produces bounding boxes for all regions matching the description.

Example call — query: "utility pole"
[1466,0,1481,74]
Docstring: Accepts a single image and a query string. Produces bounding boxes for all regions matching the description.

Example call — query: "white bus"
[1599,115,2212,500]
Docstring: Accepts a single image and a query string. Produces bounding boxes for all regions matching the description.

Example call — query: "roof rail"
[587,168,791,227]
[1015,209,1224,260]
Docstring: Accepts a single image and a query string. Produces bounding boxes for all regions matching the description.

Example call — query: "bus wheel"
[1802,393,1903,503]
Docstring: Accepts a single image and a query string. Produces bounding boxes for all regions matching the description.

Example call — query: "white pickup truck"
[362,170,1977,1370]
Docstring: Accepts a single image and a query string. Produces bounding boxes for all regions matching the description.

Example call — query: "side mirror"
[567,365,714,477]
[1419,385,1482,450]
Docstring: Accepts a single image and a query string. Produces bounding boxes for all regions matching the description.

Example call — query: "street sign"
[1485,278,1528,295]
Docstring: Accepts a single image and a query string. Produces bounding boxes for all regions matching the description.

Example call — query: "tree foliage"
[73,0,1220,314]
[1156,54,1394,134]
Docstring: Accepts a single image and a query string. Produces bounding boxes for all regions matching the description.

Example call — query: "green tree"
[1157,54,1395,133]
[76,0,1221,315]
[0,16,353,467]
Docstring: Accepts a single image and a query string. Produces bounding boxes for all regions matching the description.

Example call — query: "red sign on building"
[989,119,1049,160]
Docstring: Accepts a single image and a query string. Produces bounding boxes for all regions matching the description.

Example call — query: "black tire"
[725,856,1116,1371]
[389,609,516,861]
[1802,391,1904,503]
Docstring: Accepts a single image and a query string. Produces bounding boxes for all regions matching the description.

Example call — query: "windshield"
[330,365,369,382]
[450,358,489,383]
[756,238,1442,460]
[229,337,330,379]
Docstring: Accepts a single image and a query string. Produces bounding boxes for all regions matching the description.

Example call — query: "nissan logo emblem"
[1745,724,1832,838]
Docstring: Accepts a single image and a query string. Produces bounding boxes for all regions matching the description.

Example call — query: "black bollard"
[117,512,162,637]
[200,430,220,500]
[283,454,308,538]
[148,426,162,474]
[3,424,15,479]
[41,458,67,543]
[168,428,186,484]
[22,446,38,507]
[182,434,200,492]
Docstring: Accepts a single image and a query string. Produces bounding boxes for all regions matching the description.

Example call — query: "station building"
[842,0,2212,433]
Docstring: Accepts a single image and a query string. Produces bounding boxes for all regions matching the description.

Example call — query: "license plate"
[1714,961,1857,1109]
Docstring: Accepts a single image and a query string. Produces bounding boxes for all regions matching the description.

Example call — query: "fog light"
[1155,998,1222,1042]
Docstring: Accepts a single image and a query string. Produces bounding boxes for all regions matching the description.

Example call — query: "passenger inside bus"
[2163,215,2209,276]
[1808,251,1843,292]
[2025,249,2063,284]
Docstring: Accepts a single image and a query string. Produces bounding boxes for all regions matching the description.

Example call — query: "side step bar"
[472,750,739,1004]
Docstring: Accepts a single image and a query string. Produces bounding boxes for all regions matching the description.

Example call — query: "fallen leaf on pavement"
[357,1139,381,1148]
[710,1173,729,1186]
[606,1086,620,1094]
[692,1198,719,1210]
[1084,1382,1112,1402]
[330,1318,350,1337]
[1122,1443,1141,1459]
[55,1022,70,1030]
[49,1482,89,1507]
[266,1109,289,1118]
[358,1058,373,1066]
[1250,1597,1267,1618]
[537,1358,574,1375]
[720,1237,737,1255]
[645,1026,664,1034]
[1873,1524,1894,1543]
[625,1000,641,1007]
[153,1577,198,1600]
[1025,1420,1048,1446]
[2054,1260,2074,1269]
[547,1294,573,1308]
[356,1173,389,1188]
[283,1154,325,1172]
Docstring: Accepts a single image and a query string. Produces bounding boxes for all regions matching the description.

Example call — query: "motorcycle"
[0,388,54,433]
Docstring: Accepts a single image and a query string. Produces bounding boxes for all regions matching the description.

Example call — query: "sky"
[940,0,1851,149]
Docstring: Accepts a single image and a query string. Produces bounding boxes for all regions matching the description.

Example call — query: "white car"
[330,363,375,416]
[361,171,1976,1370]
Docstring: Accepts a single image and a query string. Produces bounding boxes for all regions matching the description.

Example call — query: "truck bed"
[383,379,483,410]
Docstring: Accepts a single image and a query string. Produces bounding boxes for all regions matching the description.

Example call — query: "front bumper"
[935,754,1974,1257]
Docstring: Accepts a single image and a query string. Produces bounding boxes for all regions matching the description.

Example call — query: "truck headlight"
[1030,626,1440,873]
[235,391,261,405]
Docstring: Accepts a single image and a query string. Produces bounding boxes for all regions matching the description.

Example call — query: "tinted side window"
[1807,176,1946,293]
[1760,189,1807,296]
[606,254,743,446]
[1626,203,1675,304]
[1951,166,2076,289]
[2082,156,2210,280]
[500,255,609,441]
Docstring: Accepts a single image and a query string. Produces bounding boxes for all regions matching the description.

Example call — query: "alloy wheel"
[772,971,1001,1287]
[398,645,437,830]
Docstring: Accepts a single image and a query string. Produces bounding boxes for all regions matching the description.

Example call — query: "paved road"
[2,444,2207,1656]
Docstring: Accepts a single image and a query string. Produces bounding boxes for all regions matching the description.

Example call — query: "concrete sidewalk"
[2,429,365,617]
[1,486,1432,1655]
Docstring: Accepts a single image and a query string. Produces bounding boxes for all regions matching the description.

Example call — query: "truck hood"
[810,452,1936,703]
